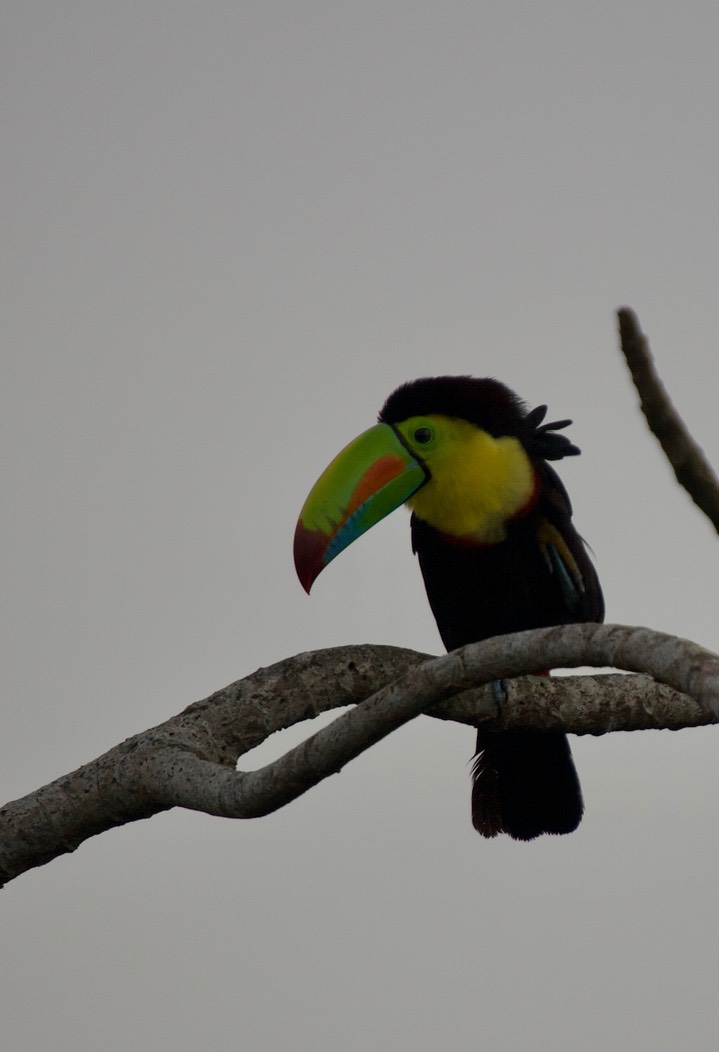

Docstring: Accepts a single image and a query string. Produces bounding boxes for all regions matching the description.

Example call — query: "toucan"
[293,376,604,840]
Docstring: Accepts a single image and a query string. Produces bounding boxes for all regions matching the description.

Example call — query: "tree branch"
[617,306,719,532]
[1,623,717,887]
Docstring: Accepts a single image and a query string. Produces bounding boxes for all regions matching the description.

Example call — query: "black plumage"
[381,376,604,840]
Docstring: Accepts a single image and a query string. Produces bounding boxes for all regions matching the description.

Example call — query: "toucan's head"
[293,376,579,592]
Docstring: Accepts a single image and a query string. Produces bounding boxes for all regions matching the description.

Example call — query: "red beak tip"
[294,521,327,595]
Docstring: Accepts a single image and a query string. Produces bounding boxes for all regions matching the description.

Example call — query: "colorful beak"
[294,423,429,592]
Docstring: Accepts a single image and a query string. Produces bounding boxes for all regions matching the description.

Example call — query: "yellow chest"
[406,424,537,543]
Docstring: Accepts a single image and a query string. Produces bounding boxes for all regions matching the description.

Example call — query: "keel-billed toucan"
[294,376,604,840]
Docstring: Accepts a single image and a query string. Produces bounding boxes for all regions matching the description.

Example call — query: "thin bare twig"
[617,306,719,532]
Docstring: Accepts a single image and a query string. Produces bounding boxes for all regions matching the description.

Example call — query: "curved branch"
[1,624,717,887]
[617,306,719,532]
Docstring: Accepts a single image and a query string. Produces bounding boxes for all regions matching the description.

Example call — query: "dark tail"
[471,729,583,841]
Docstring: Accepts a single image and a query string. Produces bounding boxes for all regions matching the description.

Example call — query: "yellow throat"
[401,416,537,543]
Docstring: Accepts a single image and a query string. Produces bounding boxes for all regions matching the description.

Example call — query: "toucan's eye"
[413,426,433,444]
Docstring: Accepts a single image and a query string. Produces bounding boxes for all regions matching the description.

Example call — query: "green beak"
[294,423,429,592]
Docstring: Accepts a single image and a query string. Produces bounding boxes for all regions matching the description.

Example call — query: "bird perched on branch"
[294,376,604,840]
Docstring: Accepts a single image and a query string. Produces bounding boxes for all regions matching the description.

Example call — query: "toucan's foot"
[491,678,508,708]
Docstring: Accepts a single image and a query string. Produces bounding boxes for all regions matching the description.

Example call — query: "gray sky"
[3,3,719,1049]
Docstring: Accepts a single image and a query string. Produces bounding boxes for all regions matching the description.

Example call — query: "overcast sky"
[3,3,719,1049]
